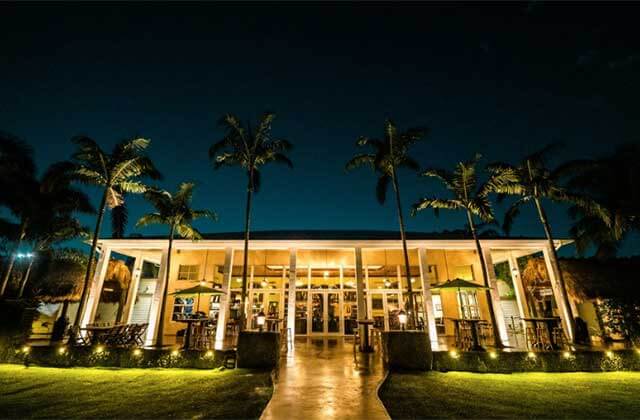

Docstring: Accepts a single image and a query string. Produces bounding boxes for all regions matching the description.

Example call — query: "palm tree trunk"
[239,170,253,332]
[466,210,503,348]
[17,256,35,298]
[391,167,416,329]
[0,219,28,297]
[533,197,576,342]
[155,226,174,348]
[74,188,108,328]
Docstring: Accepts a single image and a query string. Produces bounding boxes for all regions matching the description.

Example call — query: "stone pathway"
[261,338,389,420]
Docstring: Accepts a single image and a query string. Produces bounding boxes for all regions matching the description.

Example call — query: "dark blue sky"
[1,3,638,256]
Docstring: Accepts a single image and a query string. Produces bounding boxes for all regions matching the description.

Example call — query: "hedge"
[433,349,640,373]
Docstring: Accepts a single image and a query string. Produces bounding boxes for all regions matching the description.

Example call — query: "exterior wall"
[159,249,226,345]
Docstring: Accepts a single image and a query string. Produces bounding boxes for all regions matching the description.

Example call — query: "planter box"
[236,331,280,369]
[382,331,432,371]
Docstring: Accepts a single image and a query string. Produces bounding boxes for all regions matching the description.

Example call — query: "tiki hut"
[521,257,640,304]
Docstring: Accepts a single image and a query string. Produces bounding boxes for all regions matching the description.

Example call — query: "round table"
[176,318,207,350]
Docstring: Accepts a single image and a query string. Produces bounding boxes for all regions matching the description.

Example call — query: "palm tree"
[345,119,426,329]
[565,143,640,259]
[0,161,94,297]
[412,153,512,348]
[18,217,88,298]
[0,132,36,296]
[136,182,217,347]
[70,136,161,328]
[487,144,610,342]
[209,113,293,330]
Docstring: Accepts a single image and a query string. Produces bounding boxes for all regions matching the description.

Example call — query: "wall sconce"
[398,309,407,331]
[257,310,266,332]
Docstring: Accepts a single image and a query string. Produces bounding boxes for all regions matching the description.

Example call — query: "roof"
[107,229,560,241]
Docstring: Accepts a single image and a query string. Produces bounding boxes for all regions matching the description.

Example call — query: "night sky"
[1,3,638,256]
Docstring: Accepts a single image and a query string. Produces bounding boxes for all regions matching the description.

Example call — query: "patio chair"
[133,324,148,346]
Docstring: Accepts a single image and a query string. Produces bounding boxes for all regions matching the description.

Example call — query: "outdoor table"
[83,324,115,345]
[357,319,375,353]
[450,318,485,351]
[176,318,207,350]
[266,318,284,332]
[522,317,561,350]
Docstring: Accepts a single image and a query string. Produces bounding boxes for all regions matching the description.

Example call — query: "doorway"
[309,291,342,335]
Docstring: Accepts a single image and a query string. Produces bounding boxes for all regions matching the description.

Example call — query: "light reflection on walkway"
[261,337,389,420]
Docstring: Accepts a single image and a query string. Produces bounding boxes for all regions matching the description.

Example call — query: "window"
[432,294,444,320]
[172,297,194,320]
[426,265,438,284]
[177,264,199,280]
[457,291,480,319]
[454,265,474,281]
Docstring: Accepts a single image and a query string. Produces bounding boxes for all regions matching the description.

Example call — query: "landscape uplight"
[449,350,459,359]
[489,351,498,359]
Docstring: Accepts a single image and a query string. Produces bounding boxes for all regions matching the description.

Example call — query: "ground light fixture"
[489,351,498,359]
[606,350,614,358]
[21,345,30,353]
[449,350,459,359]
[563,351,572,359]
[95,345,104,354]
[205,350,214,358]
[132,349,142,357]
[257,310,266,332]
[398,309,407,331]
[171,350,179,357]
[527,351,536,359]
[58,347,66,355]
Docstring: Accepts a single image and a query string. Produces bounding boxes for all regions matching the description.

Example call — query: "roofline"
[93,236,572,252]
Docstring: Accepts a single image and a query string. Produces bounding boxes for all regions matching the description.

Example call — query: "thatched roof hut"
[521,257,640,303]
[35,257,131,304]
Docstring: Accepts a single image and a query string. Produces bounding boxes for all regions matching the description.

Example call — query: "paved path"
[261,338,389,420]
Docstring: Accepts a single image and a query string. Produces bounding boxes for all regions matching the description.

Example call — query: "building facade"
[78,231,574,350]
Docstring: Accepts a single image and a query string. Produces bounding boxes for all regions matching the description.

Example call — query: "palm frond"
[135,213,166,228]
[345,154,375,171]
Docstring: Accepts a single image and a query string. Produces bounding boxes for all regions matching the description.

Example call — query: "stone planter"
[236,331,280,369]
[381,330,432,371]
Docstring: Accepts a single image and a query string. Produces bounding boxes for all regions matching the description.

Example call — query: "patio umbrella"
[431,278,489,319]
[170,284,225,314]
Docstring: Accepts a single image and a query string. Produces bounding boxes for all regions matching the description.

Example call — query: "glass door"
[327,292,341,334]
[295,291,308,335]
[311,292,324,333]
[309,291,342,335]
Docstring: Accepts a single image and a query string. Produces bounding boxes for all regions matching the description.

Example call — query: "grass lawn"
[0,364,272,419]
[380,371,640,419]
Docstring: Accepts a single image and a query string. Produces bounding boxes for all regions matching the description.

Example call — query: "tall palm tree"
[0,161,94,297]
[487,144,610,342]
[345,119,426,329]
[136,182,217,347]
[70,136,161,327]
[412,153,512,348]
[209,112,293,330]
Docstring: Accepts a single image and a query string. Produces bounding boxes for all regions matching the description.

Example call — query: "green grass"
[380,371,640,419]
[0,364,272,419]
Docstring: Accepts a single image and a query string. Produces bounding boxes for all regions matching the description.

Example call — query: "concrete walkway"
[261,338,389,420]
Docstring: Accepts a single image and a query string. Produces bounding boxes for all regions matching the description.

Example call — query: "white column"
[355,247,366,323]
[418,248,439,350]
[215,247,234,349]
[508,252,530,320]
[80,247,112,328]
[286,248,297,340]
[482,248,510,346]
[145,248,169,346]
[542,246,574,342]
[124,252,144,324]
